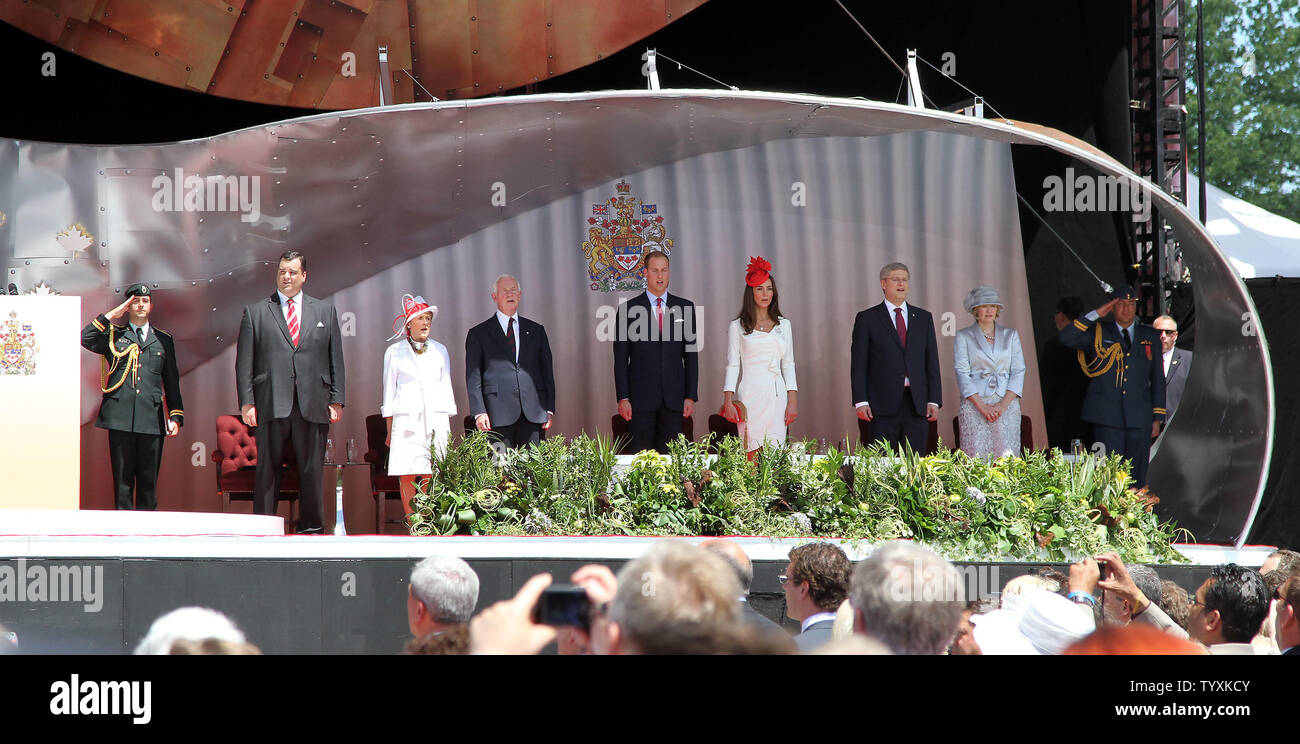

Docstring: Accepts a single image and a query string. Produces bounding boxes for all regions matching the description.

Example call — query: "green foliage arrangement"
[406,432,1190,564]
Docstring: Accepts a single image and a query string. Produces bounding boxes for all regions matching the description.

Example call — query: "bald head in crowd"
[700,538,754,596]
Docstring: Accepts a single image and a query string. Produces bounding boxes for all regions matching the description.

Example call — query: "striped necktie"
[287,298,300,347]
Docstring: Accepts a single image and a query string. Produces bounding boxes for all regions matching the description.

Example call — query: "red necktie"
[894,307,906,348]
[287,297,300,347]
[656,297,664,335]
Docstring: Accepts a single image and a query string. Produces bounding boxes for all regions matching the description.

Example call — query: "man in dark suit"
[851,262,941,454]
[81,283,184,510]
[613,250,698,454]
[1153,315,1192,422]
[1040,296,1091,449]
[465,274,555,448]
[701,539,789,642]
[1058,286,1165,488]
[783,542,851,653]
[236,251,345,534]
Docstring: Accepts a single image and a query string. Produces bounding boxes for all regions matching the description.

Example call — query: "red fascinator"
[745,256,772,287]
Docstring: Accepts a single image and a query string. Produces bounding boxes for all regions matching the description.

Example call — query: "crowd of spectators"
[111,545,1300,655]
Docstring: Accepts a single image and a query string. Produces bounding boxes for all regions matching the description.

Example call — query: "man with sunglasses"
[1058,286,1166,487]
[1153,315,1191,422]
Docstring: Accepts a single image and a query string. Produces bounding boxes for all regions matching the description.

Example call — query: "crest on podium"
[1,311,38,375]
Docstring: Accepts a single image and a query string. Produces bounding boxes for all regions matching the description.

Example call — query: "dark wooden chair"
[364,414,405,534]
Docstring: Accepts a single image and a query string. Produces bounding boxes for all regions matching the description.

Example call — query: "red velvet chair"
[610,414,695,454]
[952,415,1035,452]
[364,414,405,534]
[212,414,300,524]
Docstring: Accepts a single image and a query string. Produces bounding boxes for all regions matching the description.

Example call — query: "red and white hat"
[388,293,438,341]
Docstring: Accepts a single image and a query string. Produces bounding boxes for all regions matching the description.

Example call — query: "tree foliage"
[1187,0,1300,221]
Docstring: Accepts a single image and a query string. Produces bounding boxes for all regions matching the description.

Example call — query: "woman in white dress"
[721,257,798,456]
[953,285,1026,458]
[381,294,456,517]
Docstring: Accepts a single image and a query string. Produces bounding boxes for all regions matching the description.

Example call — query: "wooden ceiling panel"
[95,0,242,91]
[0,0,98,42]
[318,0,412,109]
[205,0,299,104]
[0,0,711,108]
[409,0,472,101]
[63,18,191,88]
[465,0,548,97]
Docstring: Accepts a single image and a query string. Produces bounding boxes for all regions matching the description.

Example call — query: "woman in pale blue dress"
[721,257,798,456]
[953,286,1025,457]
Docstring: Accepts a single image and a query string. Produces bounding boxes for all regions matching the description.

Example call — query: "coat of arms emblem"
[581,180,674,292]
[1,311,38,375]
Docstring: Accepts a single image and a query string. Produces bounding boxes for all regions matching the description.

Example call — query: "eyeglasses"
[1188,595,1204,608]
[1157,329,1177,336]
[778,575,789,586]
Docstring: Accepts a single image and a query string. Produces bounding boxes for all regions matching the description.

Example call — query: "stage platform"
[0,510,1279,654]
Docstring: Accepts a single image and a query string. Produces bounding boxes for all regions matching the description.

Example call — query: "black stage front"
[0,536,1269,654]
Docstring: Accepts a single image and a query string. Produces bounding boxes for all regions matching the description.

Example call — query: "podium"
[0,296,80,509]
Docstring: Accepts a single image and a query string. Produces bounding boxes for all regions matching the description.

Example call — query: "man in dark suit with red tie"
[613,250,698,454]
[465,274,556,448]
[850,262,942,454]
[236,251,346,533]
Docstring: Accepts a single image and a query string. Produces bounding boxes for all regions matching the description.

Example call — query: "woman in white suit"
[953,286,1025,458]
[382,294,456,516]
[721,257,798,456]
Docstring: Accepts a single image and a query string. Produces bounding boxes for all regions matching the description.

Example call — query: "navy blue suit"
[1058,315,1165,487]
[850,302,942,454]
[612,292,699,453]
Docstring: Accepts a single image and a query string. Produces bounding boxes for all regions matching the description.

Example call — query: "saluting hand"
[105,297,133,322]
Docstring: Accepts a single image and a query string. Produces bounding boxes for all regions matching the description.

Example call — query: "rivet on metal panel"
[99,170,104,175]
[203,249,209,254]
[264,74,269,79]
[100,206,105,211]
[64,260,68,265]
[212,308,217,312]
[216,336,222,342]
[191,282,196,286]
[154,51,159,56]
[278,204,284,208]
[471,16,476,21]
[198,217,203,223]
[186,67,191,72]
[275,181,281,185]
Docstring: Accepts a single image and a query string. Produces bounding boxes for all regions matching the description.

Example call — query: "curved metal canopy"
[0,89,1269,545]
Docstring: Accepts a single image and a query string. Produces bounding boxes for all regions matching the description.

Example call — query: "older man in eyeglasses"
[1153,315,1192,423]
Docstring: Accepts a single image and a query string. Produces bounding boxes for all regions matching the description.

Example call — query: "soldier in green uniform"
[81,284,184,510]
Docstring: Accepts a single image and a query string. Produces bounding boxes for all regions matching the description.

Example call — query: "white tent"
[1187,174,1300,278]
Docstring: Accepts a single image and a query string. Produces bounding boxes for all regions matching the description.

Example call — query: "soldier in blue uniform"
[81,284,184,510]
[1057,286,1165,487]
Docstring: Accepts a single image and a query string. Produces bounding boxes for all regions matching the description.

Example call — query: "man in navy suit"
[851,262,941,454]
[465,274,556,448]
[1058,286,1165,488]
[613,250,698,454]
